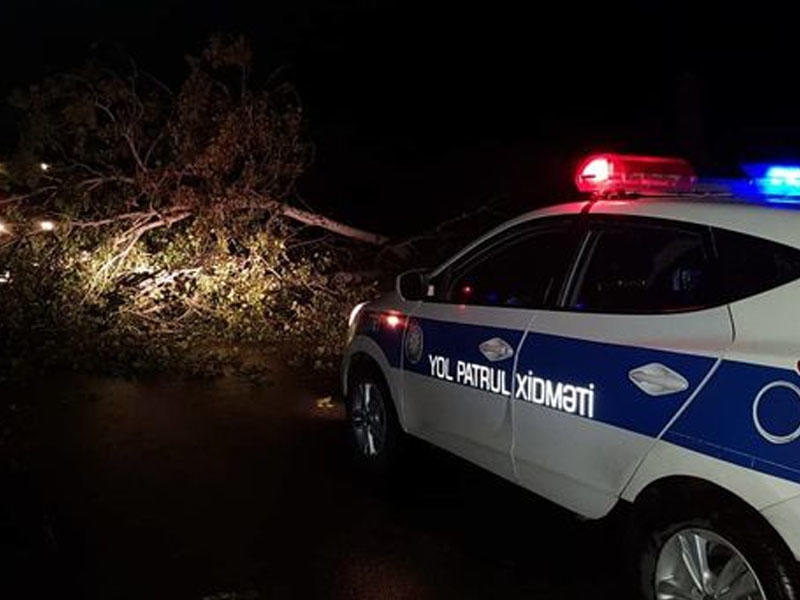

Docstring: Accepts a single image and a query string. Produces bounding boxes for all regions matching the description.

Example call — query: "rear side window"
[569,220,713,313]
[434,219,582,309]
[713,228,800,302]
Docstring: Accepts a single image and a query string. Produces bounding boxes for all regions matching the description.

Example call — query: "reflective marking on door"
[628,363,690,396]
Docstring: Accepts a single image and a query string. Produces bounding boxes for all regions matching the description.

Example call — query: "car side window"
[435,220,582,309]
[713,227,800,302]
[569,219,713,314]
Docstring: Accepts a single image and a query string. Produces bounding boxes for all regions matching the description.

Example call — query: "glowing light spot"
[575,153,696,194]
[384,314,401,329]
[39,220,56,232]
[742,163,800,199]
[762,166,800,197]
[579,157,611,182]
[316,396,334,409]
[39,162,50,172]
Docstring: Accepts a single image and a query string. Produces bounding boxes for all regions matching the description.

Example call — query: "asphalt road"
[3,370,624,599]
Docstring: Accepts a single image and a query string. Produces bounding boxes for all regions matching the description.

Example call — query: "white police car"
[342,153,800,599]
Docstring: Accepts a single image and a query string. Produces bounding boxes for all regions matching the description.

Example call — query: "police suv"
[342,154,800,599]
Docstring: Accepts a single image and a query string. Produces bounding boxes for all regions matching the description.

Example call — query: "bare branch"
[0,186,59,205]
[143,131,165,167]
[94,101,117,124]
[75,176,136,191]
[141,70,174,96]
[124,131,147,172]
[276,204,388,245]
[70,205,190,229]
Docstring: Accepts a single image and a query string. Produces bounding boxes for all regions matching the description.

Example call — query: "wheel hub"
[654,528,766,600]
[351,382,387,458]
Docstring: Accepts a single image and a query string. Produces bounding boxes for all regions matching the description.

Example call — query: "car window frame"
[561,214,722,316]
[425,215,588,310]
[711,225,800,304]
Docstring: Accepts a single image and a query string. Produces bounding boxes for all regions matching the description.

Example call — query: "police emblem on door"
[405,319,424,364]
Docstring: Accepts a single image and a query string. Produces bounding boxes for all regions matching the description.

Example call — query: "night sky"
[3,1,800,236]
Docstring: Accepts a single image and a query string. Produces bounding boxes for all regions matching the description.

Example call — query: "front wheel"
[636,507,800,600]
[346,367,403,473]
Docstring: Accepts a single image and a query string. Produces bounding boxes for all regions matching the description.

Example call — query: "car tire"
[634,499,800,600]
[346,365,404,474]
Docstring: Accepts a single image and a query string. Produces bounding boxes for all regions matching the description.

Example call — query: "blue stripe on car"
[403,317,525,374]
[361,314,800,486]
[516,332,714,438]
[666,360,800,484]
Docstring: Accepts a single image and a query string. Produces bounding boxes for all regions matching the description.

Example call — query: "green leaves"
[0,35,378,381]
[0,185,378,380]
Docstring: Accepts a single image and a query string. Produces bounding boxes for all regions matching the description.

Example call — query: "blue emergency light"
[743,163,800,198]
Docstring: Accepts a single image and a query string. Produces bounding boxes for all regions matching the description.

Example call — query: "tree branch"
[275,204,388,245]
[124,131,147,172]
[70,206,189,228]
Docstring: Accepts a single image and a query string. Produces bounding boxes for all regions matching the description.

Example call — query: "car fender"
[621,438,800,511]
[342,334,406,429]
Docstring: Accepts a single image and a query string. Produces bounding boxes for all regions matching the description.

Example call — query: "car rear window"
[569,221,712,313]
[713,227,800,302]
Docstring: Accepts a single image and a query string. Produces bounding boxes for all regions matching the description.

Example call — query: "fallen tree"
[0,35,384,379]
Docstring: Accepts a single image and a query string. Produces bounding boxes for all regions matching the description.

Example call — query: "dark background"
[2,6,800,597]
[3,0,800,236]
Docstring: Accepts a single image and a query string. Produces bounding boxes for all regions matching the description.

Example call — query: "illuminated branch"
[274,204,388,246]
[67,201,387,246]
[81,210,193,301]
[0,35,384,379]
[70,207,190,229]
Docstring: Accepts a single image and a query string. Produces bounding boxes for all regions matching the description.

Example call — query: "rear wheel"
[635,503,800,600]
[654,527,765,599]
[346,366,403,473]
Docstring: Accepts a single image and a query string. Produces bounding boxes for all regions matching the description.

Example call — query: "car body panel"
[342,196,800,560]
[761,496,800,560]
[622,439,800,510]
[341,290,413,424]
[513,307,732,517]
[400,309,532,481]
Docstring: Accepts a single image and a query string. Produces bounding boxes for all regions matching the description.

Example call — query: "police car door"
[402,216,583,480]
[512,214,733,518]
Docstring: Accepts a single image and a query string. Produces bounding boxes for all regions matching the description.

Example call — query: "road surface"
[2,370,622,599]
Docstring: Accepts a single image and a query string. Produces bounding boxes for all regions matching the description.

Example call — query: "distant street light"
[39,220,55,232]
[0,221,8,234]
[40,162,50,172]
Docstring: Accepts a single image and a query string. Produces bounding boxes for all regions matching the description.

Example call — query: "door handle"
[479,337,514,362]
[628,363,689,396]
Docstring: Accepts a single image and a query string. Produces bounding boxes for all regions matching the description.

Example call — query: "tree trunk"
[277,204,389,245]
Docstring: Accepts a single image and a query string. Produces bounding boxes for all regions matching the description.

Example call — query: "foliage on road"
[0,35,379,380]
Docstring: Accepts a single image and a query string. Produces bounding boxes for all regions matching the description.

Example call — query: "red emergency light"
[382,312,405,330]
[575,153,696,195]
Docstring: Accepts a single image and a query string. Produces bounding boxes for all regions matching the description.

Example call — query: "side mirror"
[396,270,427,301]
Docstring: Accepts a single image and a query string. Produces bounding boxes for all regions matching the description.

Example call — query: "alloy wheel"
[350,382,387,458]
[655,528,766,600]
